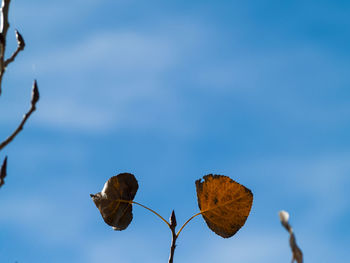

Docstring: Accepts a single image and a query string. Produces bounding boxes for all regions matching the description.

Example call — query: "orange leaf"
[91,173,138,230]
[196,174,253,238]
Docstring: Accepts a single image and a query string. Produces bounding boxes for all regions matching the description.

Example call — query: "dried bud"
[279,210,290,224]
[170,210,177,228]
[31,80,39,106]
[15,30,25,50]
[0,156,8,187]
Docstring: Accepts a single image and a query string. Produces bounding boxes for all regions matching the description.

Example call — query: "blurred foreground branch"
[279,210,303,263]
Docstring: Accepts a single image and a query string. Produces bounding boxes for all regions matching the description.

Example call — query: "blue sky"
[0,0,350,262]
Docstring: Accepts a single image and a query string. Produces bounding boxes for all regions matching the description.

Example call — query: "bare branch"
[279,210,303,263]
[0,80,39,150]
[0,0,38,191]
[0,0,11,95]
[4,29,25,67]
[0,155,7,188]
[0,0,11,36]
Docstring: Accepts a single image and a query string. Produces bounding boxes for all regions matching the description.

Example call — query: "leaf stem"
[132,201,171,228]
[176,211,202,237]
[117,199,171,228]
[176,197,252,237]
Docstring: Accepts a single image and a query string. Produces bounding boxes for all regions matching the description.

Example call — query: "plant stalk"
[168,210,177,263]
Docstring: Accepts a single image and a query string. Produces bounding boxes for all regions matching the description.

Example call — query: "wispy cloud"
[12,24,206,135]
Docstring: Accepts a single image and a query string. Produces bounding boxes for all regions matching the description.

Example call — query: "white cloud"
[0,197,83,244]
[34,98,115,132]
[12,0,107,30]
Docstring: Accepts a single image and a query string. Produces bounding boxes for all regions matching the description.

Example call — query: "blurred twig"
[279,210,303,263]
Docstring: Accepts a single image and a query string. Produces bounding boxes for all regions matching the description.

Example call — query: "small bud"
[279,210,290,224]
[15,30,25,50]
[170,210,177,228]
[31,80,39,106]
[0,156,8,187]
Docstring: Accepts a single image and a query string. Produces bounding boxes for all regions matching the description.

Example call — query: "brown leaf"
[195,174,253,238]
[90,173,138,231]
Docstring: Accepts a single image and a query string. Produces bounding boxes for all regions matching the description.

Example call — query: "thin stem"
[4,44,22,67]
[0,81,39,151]
[117,199,171,228]
[168,210,177,263]
[168,225,177,263]
[176,211,202,238]
[176,198,247,237]
[4,30,25,68]
[0,105,35,150]
[132,201,171,228]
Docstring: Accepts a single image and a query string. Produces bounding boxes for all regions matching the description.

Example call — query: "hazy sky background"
[1,0,350,262]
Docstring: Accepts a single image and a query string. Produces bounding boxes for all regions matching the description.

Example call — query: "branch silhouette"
[0,0,39,188]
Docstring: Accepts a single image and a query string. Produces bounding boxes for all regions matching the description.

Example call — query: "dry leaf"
[91,173,138,230]
[196,174,253,238]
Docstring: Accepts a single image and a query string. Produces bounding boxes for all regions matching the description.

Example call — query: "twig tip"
[279,210,290,224]
[31,79,39,105]
[15,29,25,50]
[0,156,8,187]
